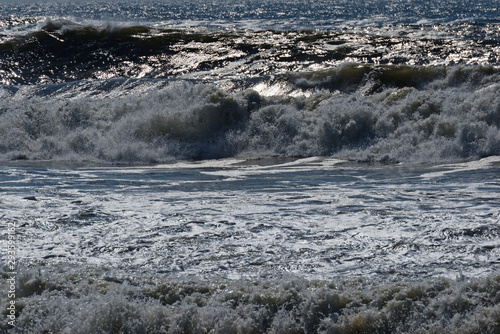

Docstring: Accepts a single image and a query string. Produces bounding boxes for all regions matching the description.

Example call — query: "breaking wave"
[1,266,499,333]
[0,65,499,164]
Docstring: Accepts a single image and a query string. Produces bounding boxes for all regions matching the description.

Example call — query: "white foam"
[2,160,499,334]
[148,158,248,170]
[421,155,500,179]
[0,68,499,164]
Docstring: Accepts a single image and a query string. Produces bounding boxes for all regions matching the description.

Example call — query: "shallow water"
[4,156,499,280]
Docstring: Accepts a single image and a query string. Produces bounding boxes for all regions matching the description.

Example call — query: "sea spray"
[2,265,499,333]
[1,67,499,163]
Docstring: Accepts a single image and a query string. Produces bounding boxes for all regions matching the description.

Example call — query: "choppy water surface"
[1,157,500,332]
[1,0,500,332]
[4,157,500,280]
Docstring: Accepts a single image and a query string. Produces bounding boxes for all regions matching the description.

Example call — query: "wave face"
[0,66,499,163]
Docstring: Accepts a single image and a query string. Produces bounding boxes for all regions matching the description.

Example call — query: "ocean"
[0,0,499,333]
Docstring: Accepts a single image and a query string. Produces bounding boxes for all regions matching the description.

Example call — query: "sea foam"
[0,66,499,164]
[2,265,499,334]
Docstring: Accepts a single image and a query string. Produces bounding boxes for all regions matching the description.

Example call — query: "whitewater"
[0,0,499,333]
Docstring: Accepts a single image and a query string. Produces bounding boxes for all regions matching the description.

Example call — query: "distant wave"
[1,18,499,85]
[1,0,498,29]
[1,66,499,164]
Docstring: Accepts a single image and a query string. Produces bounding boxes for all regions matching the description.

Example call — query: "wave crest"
[1,66,499,164]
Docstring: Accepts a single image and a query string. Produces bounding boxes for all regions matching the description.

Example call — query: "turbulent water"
[1,0,500,333]
[0,0,499,164]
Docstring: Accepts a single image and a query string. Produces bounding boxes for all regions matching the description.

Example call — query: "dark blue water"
[1,0,498,25]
